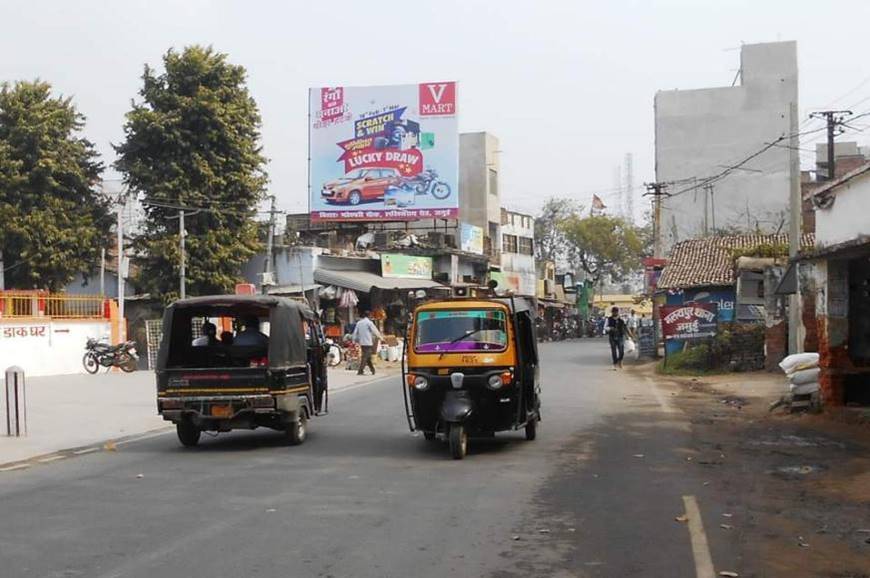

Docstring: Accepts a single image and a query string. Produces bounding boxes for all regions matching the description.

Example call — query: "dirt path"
[644,365,870,577]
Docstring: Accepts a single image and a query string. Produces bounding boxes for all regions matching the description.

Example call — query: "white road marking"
[114,428,174,446]
[73,447,101,455]
[330,375,394,396]
[0,463,30,472]
[37,455,66,463]
[682,495,716,578]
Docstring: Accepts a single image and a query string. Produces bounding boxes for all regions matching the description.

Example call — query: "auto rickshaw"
[401,291,541,459]
[155,295,328,447]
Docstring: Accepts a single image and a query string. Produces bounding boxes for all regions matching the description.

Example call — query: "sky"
[2,0,869,220]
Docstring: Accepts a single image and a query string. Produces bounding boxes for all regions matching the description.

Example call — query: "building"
[801,163,870,406]
[655,41,798,249]
[801,142,870,234]
[459,132,502,255]
[496,208,536,296]
[657,233,813,367]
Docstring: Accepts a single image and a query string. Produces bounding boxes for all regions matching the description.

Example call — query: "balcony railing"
[0,292,110,320]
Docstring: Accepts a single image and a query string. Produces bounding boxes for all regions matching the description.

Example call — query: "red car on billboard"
[320,168,402,205]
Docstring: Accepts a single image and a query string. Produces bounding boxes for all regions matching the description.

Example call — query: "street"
[1,340,867,578]
[0,341,726,577]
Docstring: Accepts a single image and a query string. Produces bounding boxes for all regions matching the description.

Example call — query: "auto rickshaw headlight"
[413,375,429,391]
[487,374,503,390]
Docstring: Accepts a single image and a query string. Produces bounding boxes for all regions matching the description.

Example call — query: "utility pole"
[809,109,852,180]
[265,195,277,278]
[705,183,716,233]
[116,198,125,330]
[644,182,669,258]
[179,209,186,300]
[788,102,803,354]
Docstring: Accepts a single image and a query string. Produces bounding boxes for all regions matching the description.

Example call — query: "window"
[415,309,507,352]
[502,234,518,254]
[519,237,533,256]
[488,168,498,196]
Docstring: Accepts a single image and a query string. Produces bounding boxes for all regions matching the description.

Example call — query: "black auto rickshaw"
[155,295,328,447]
[401,293,541,459]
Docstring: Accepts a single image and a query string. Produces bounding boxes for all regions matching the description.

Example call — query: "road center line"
[682,495,716,578]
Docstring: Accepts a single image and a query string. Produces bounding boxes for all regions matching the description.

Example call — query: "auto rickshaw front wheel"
[448,423,467,460]
[525,417,537,441]
[176,421,201,447]
[286,412,307,446]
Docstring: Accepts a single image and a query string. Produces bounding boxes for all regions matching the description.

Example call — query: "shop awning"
[313,269,444,293]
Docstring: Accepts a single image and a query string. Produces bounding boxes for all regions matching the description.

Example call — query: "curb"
[0,425,174,473]
[0,373,396,473]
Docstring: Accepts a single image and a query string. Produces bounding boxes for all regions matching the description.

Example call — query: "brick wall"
[765,320,788,371]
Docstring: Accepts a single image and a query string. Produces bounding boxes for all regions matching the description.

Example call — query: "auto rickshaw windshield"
[414,309,508,353]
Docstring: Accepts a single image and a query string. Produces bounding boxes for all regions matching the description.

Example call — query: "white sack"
[789,367,821,385]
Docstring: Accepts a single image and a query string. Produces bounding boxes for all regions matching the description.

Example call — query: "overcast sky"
[2,0,869,219]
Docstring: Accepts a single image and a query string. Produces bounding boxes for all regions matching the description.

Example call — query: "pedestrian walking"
[606,306,627,369]
[627,308,639,340]
[352,310,382,376]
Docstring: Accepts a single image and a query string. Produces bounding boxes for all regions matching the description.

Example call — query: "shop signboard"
[381,254,433,279]
[460,223,484,254]
[309,82,459,222]
[660,303,718,341]
[666,288,735,322]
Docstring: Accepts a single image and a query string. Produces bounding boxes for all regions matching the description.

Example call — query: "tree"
[115,46,268,300]
[534,197,581,267]
[0,80,110,291]
[559,214,643,285]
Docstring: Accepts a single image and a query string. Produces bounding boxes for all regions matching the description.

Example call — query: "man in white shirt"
[352,310,382,376]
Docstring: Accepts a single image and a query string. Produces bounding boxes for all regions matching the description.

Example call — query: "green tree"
[0,80,110,291]
[115,46,268,300]
[559,214,643,285]
[534,197,581,267]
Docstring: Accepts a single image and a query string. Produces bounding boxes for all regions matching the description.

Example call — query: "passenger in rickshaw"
[234,316,269,347]
[192,320,219,346]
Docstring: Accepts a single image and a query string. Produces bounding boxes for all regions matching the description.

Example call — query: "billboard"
[660,303,718,341]
[460,223,484,254]
[381,254,433,280]
[309,83,458,222]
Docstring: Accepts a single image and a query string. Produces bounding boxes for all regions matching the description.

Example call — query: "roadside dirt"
[653,366,870,578]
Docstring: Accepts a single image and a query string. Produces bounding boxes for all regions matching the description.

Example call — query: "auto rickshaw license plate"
[210,404,232,417]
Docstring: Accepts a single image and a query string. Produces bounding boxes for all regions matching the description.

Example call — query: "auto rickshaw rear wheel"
[524,417,537,441]
[286,412,307,446]
[176,421,201,447]
[448,423,467,460]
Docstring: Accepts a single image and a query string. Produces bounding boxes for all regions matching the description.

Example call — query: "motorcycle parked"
[408,168,451,200]
[83,338,138,374]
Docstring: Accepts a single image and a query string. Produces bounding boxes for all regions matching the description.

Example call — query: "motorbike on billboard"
[383,168,452,208]
[408,168,452,200]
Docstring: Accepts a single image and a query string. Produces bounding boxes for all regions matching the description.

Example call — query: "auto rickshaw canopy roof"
[156,295,316,370]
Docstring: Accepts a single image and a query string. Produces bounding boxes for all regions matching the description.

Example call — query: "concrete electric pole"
[788,102,803,354]
[265,195,277,278]
[644,182,670,258]
[809,109,852,181]
[179,209,186,300]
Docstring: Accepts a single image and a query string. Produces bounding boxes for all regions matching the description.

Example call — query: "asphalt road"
[0,341,738,578]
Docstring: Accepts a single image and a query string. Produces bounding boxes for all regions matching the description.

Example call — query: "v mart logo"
[419,82,456,116]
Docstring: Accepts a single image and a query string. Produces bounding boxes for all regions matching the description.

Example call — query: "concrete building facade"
[498,208,536,296]
[459,132,502,256]
[655,41,798,250]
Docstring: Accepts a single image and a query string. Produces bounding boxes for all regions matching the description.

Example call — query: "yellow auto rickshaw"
[401,291,541,459]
